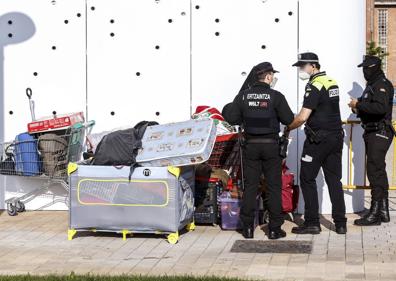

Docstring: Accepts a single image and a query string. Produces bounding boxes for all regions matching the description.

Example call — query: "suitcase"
[14,133,41,176]
[136,119,216,167]
[68,164,195,239]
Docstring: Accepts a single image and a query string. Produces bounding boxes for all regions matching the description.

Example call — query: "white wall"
[297,0,366,214]
[0,0,366,213]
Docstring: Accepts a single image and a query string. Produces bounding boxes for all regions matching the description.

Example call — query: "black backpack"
[92,121,158,179]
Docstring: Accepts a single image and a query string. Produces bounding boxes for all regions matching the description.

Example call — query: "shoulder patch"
[312,81,323,91]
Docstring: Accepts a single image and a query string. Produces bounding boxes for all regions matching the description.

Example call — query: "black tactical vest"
[240,84,279,135]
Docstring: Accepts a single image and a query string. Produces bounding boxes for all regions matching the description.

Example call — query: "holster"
[278,133,289,159]
[362,121,387,134]
[304,126,321,144]
[384,120,396,137]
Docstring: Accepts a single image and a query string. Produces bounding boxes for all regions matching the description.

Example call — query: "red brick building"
[367,0,396,87]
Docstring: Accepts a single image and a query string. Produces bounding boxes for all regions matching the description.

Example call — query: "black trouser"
[240,142,283,230]
[364,129,393,201]
[300,130,346,227]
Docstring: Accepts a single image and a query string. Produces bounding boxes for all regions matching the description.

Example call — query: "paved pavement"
[0,193,395,281]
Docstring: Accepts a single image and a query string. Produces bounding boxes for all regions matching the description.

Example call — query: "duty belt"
[362,120,396,136]
[245,138,278,144]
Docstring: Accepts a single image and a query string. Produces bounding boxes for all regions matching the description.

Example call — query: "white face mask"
[270,76,278,88]
[298,71,310,80]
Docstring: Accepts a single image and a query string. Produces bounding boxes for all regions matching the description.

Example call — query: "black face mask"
[363,64,382,82]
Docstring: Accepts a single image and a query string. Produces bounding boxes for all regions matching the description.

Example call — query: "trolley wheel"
[16,201,25,213]
[167,232,179,244]
[7,204,18,216]
[186,222,196,232]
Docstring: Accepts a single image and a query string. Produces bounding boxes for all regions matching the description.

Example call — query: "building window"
[378,8,388,73]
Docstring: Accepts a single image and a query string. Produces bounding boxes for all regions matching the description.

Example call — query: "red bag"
[282,165,299,213]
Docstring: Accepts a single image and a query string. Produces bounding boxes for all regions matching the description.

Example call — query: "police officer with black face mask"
[348,55,394,226]
[228,62,294,240]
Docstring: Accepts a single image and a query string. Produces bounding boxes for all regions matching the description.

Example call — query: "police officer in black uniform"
[348,55,394,226]
[228,62,294,240]
[287,52,347,235]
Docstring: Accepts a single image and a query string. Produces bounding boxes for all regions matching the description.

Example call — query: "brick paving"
[0,192,395,280]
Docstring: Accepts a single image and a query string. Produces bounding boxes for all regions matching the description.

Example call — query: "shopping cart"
[194,128,245,225]
[0,121,95,216]
[206,127,245,188]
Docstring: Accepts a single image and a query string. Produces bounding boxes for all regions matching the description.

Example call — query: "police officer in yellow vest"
[286,52,347,235]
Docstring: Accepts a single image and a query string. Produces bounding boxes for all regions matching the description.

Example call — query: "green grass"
[0,275,258,281]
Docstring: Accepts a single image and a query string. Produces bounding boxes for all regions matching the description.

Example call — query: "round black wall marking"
[9,111,13,115]
[33,72,38,76]
[64,20,69,24]
[288,11,293,16]
[8,33,13,38]
[91,6,95,11]
[155,112,160,116]
[155,45,160,49]
[168,19,173,23]
[181,12,186,16]
[8,20,12,25]
[110,32,115,37]
[77,13,81,17]
[110,111,115,116]
[136,72,141,76]
[215,32,220,36]
[195,5,200,9]
[52,46,56,50]
[261,45,266,49]
[241,72,247,76]
[52,111,57,115]
[275,18,279,23]
[215,18,220,23]
[110,19,115,24]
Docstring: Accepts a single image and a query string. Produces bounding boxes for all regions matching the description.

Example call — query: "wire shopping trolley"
[194,128,245,225]
[207,130,244,184]
[0,121,95,216]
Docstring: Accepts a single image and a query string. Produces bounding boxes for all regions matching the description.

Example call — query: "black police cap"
[292,52,319,67]
[255,62,279,74]
[357,55,382,68]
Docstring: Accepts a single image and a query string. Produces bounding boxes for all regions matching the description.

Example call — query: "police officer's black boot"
[242,225,254,239]
[354,200,382,226]
[268,228,286,240]
[335,225,347,235]
[291,224,322,235]
[380,198,390,223]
